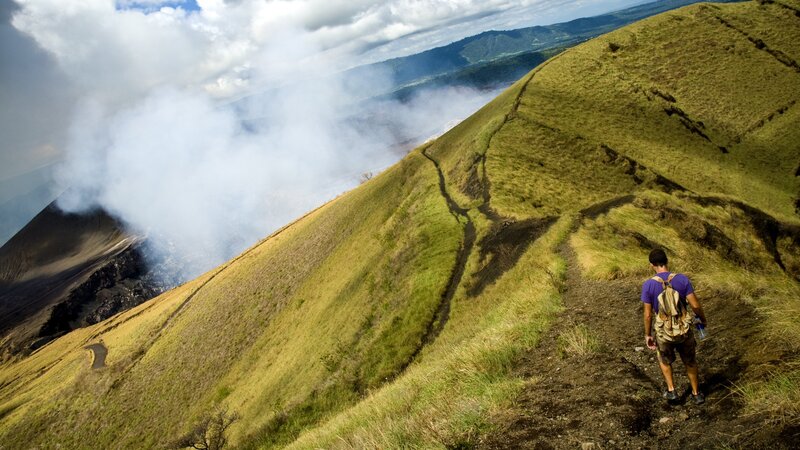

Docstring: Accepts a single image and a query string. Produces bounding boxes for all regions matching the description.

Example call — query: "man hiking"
[641,248,707,404]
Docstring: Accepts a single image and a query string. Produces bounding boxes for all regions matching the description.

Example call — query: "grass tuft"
[557,324,602,357]
[735,366,800,426]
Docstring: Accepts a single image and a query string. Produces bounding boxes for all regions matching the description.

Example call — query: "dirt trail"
[472,51,568,224]
[84,343,107,369]
[481,241,798,449]
[406,148,476,367]
[408,65,569,364]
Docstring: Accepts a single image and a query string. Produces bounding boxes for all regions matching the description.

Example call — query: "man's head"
[649,248,668,270]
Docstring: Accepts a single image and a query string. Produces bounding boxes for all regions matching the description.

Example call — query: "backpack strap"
[666,273,677,283]
[651,276,664,284]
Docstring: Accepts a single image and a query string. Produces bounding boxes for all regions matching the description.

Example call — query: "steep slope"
[0,1,798,449]
[0,151,466,448]
[424,0,800,223]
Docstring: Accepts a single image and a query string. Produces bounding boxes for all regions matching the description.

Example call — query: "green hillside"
[1,1,799,448]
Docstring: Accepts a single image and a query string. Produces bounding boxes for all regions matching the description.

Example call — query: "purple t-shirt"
[641,272,694,314]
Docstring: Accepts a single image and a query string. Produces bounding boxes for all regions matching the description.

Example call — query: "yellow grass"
[558,324,602,357]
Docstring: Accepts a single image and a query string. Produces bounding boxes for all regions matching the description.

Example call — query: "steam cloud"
[7,0,638,260]
[55,40,498,281]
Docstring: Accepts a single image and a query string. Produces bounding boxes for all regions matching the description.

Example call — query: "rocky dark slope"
[0,203,164,359]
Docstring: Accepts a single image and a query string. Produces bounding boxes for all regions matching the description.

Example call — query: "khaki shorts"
[656,332,697,366]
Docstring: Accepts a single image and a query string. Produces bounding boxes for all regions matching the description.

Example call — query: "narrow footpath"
[84,343,107,369]
[400,148,476,371]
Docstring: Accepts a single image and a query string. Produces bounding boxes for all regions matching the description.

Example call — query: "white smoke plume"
[55,34,498,280]
[6,0,636,259]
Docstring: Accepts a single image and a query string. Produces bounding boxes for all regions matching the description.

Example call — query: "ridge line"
[478,53,568,222]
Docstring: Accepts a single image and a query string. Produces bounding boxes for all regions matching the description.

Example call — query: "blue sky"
[116,0,200,12]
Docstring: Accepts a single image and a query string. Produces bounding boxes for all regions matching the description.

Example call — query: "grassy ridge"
[0,1,798,448]
[286,1,800,445]
[481,1,800,222]
[286,216,572,448]
[0,152,464,448]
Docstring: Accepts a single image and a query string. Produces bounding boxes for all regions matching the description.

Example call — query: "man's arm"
[686,292,706,325]
[643,302,656,350]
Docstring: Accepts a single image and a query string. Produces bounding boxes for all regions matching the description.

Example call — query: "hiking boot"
[692,392,705,405]
[663,389,678,401]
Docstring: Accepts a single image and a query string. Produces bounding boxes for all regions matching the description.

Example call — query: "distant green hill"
[348,0,746,98]
[0,1,798,449]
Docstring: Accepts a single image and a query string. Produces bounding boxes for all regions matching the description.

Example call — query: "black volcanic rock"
[36,243,163,340]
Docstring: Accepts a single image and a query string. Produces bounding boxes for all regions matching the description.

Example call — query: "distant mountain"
[384,47,562,102]
[345,0,745,98]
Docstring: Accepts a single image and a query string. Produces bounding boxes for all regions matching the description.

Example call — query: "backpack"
[653,274,694,343]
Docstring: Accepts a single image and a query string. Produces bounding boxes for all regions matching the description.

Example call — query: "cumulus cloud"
[10,0,640,101]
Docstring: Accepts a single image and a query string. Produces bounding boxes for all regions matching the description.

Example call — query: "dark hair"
[649,248,668,266]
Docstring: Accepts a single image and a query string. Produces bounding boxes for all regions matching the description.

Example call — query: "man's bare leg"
[686,362,700,395]
[658,359,675,391]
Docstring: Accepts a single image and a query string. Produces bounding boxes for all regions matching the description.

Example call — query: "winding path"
[84,343,107,369]
[395,147,478,376]
[400,63,567,369]
[419,147,477,346]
